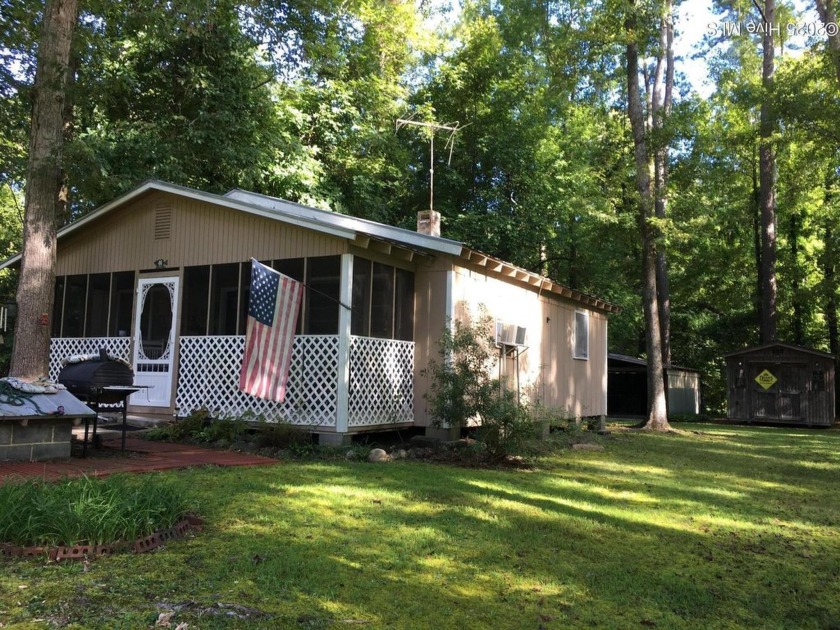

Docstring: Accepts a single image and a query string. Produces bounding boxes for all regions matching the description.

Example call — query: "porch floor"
[0,437,279,485]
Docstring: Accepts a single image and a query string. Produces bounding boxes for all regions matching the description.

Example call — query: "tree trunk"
[651,0,674,366]
[759,0,778,343]
[10,0,79,380]
[789,213,803,345]
[626,1,670,431]
[814,0,840,87]
[752,156,764,339]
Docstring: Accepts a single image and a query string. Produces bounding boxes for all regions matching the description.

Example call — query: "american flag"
[239,259,303,402]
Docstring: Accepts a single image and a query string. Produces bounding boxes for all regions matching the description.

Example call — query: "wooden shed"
[607,353,701,416]
[725,342,836,427]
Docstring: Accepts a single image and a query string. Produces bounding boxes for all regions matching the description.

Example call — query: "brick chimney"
[417,209,441,237]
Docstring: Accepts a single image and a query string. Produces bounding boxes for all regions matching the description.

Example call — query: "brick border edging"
[0,514,204,561]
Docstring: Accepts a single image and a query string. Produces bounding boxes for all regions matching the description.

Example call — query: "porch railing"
[349,336,414,426]
[49,335,414,429]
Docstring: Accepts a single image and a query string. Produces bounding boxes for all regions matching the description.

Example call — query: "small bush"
[0,474,192,548]
[424,309,543,459]
[196,417,251,444]
[167,408,212,441]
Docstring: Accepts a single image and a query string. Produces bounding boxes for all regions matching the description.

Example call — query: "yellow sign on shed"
[755,369,778,390]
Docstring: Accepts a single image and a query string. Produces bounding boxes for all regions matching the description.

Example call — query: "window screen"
[306,256,340,334]
[62,275,87,337]
[52,276,66,337]
[181,266,210,335]
[370,262,394,338]
[86,273,111,337]
[109,271,135,337]
[209,263,240,335]
[351,258,372,336]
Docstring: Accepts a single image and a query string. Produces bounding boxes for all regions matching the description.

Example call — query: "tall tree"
[651,0,674,365]
[10,0,79,379]
[814,0,840,86]
[759,0,778,342]
[625,0,670,430]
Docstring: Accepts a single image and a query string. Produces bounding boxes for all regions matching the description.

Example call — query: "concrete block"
[30,442,71,461]
[424,425,460,441]
[13,419,73,445]
[317,432,352,446]
[0,444,35,461]
[0,423,11,445]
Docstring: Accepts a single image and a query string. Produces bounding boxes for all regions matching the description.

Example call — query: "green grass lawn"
[1,423,839,629]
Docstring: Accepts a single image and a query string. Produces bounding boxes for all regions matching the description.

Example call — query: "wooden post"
[335,253,353,434]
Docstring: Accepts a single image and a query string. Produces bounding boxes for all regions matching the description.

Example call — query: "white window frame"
[574,310,589,360]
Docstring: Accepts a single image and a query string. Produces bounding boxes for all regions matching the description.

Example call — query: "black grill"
[58,348,134,404]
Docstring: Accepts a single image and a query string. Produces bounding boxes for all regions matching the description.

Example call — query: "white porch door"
[131,276,179,407]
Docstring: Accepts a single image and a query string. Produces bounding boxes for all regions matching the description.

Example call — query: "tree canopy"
[1,0,838,412]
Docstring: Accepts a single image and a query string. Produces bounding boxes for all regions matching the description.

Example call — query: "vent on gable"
[154,205,172,240]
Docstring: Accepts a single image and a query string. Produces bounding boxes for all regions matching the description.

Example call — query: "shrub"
[424,310,542,459]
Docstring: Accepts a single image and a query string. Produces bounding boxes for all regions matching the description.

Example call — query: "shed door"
[751,364,802,420]
[131,276,179,407]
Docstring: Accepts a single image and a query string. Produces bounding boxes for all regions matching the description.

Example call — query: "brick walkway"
[0,438,279,485]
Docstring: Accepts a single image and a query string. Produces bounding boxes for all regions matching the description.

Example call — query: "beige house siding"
[448,262,607,419]
[412,257,451,426]
[56,191,346,275]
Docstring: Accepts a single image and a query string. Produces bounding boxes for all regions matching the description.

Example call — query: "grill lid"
[58,348,134,399]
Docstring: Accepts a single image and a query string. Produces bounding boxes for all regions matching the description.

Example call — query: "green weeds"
[0,474,191,547]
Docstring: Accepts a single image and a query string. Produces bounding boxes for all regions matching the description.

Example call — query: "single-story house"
[2,180,620,443]
[607,353,701,416]
[725,342,835,427]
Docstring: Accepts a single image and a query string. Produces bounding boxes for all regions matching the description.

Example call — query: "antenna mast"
[396,117,464,213]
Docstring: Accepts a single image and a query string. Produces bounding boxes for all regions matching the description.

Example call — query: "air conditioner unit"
[495,320,527,347]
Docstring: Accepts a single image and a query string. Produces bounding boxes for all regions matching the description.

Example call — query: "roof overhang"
[724,341,835,361]
[460,247,622,314]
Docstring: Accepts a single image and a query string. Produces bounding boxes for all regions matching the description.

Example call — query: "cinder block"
[13,421,55,444]
[12,419,73,445]
[30,442,71,461]
[0,444,35,461]
[0,423,11,445]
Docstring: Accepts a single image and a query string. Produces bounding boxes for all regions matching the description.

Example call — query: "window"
[370,262,394,338]
[351,259,371,336]
[348,257,414,340]
[51,271,135,338]
[52,276,65,337]
[394,268,414,341]
[209,263,239,335]
[181,266,210,335]
[306,256,340,334]
[574,310,589,360]
[86,274,111,337]
[62,275,87,337]
[109,272,135,337]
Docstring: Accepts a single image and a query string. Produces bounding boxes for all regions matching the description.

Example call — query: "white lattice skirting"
[177,335,340,426]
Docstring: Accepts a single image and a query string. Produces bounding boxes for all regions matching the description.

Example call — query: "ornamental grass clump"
[0,474,191,548]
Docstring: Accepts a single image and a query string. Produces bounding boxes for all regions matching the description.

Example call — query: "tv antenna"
[396,116,465,213]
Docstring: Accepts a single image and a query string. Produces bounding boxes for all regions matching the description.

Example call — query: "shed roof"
[723,342,835,361]
[608,353,700,373]
[1,180,621,313]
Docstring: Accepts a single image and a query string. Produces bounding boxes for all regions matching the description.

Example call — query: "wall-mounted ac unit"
[495,320,527,347]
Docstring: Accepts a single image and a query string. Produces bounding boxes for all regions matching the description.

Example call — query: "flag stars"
[249,264,279,326]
